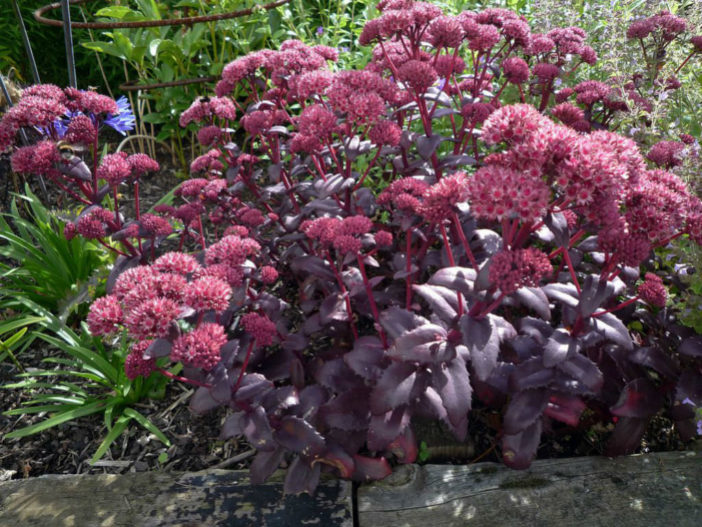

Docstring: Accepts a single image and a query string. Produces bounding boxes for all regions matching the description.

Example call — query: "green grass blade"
[90,415,131,464]
[4,400,105,439]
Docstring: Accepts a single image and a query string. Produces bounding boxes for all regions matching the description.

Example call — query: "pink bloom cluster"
[171,323,227,370]
[241,313,277,347]
[420,172,470,224]
[627,11,687,41]
[125,341,157,380]
[301,215,374,255]
[489,248,552,294]
[179,96,237,127]
[646,140,685,168]
[638,273,667,307]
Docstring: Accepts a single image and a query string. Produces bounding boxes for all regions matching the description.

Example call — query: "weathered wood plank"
[358,451,702,527]
[0,469,352,527]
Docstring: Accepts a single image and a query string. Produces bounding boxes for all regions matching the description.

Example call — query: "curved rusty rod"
[34,0,291,29]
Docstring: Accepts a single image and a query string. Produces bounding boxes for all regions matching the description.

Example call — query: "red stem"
[356,254,387,348]
[158,367,211,389]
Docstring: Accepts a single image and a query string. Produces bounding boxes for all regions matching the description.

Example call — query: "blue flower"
[104,96,135,136]
[316,26,324,36]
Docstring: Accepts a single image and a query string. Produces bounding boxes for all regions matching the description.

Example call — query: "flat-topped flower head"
[489,248,552,294]
[87,295,123,336]
[125,341,157,380]
[241,313,276,347]
[171,323,226,370]
[10,141,60,178]
[647,140,685,168]
[205,235,261,267]
[184,277,232,313]
[481,104,547,145]
[98,152,131,187]
[502,57,529,84]
[420,172,470,224]
[125,297,180,340]
[638,273,667,307]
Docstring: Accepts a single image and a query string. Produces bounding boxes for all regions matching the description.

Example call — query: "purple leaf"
[518,317,553,344]
[313,445,355,478]
[557,353,603,393]
[629,347,679,379]
[351,455,393,482]
[58,155,92,181]
[289,255,335,281]
[387,324,453,364]
[590,313,633,350]
[543,328,580,367]
[234,373,274,403]
[460,314,500,381]
[502,420,542,470]
[676,371,702,406]
[190,385,220,414]
[209,366,231,403]
[315,358,362,392]
[297,385,329,418]
[143,338,171,359]
[412,284,460,323]
[513,287,551,320]
[542,283,580,308]
[611,378,664,418]
[605,417,647,456]
[315,173,355,198]
[379,307,428,340]
[417,386,448,421]
[428,266,476,297]
[262,385,300,412]
[578,275,616,317]
[344,336,386,381]
[543,394,586,426]
[274,416,326,456]
[503,389,549,435]
[220,412,244,439]
[370,362,419,415]
[544,212,569,247]
[416,134,446,159]
[367,407,410,451]
[320,389,370,431]
[243,406,275,451]
[284,456,321,495]
[249,448,286,485]
[387,427,418,463]
[679,336,702,357]
[432,356,472,440]
[319,292,350,323]
[509,358,555,391]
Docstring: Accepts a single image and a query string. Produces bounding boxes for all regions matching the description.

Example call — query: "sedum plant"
[3,0,702,493]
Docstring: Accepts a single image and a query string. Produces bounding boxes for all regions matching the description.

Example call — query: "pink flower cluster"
[179,96,238,127]
[125,341,157,380]
[646,140,685,168]
[420,172,470,224]
[627,11,687,41]
[301,215,374,255]
[489,248,552,294]
[171,323,227,370]
[638,273,667,307]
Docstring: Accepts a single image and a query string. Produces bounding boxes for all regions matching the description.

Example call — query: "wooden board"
[358,451,702,527]
[0,469,353,527]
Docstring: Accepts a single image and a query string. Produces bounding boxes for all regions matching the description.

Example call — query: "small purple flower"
[316,26,324,36]
[104,96,136,136]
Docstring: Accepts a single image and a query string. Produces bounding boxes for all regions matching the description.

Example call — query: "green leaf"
[94,6,134,19]
[90,415,132,464]
[123,408,171,446]
[4,401,106,439]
